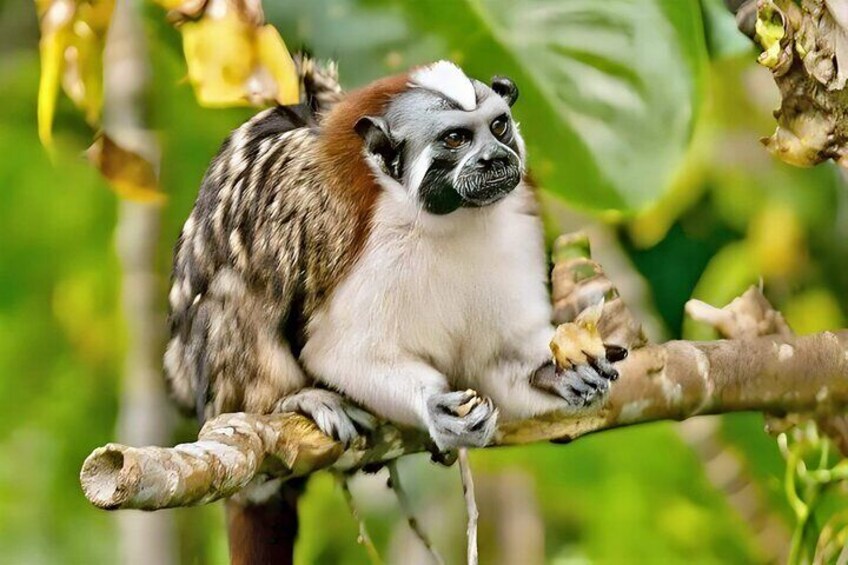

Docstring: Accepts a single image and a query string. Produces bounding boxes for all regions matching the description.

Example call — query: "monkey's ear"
[491,76,519,107]
[354,116,403,178]
[354,116,395,155]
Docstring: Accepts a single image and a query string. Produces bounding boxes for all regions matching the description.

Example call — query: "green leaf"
[269,0,708,212]
[414,0,709,211]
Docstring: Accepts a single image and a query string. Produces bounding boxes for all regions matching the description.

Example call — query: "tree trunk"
[104,1,177,564]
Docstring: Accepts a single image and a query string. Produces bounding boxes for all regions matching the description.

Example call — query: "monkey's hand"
[426,389,498,451]
[531,302,628,408]
[276,388,376,447]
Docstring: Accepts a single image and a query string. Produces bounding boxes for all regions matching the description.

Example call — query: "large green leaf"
[269,0,707,212]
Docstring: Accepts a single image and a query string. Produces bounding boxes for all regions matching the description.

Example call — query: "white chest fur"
[301,185,553,416]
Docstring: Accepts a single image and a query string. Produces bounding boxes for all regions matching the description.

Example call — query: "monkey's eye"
[442,129,471,149]
[491,115,510,139]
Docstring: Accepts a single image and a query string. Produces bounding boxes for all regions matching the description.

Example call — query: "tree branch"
[748,0,848,167]
[80,234,848,512]
[81,327,848,510]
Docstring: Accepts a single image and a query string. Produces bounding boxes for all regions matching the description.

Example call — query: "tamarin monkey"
[166,60,623,451]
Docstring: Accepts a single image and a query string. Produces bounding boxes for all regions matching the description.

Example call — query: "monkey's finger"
[332,419,360,446]
[465,398,496,429]
[454,395,482,418]
[555,369,593,406]
[576,364,611,391]
[587,354,619,382]
[345,405,378,431]
[311,403,343,440]
[430,390,477,417]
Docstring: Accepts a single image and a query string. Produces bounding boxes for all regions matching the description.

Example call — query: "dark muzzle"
[456,148,521,206]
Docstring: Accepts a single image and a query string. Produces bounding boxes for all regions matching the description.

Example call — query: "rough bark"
[750,0,848,167]
[80,233,848,512]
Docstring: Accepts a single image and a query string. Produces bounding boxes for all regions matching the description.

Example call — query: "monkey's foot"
[426,389,498,450]
[276,388,376,446]
[531,344,627,408]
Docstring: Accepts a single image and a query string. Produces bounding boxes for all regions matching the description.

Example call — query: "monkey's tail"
[293,53,345,116]
[225,479,307,565]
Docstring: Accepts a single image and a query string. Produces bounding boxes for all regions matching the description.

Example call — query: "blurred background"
[2,0,847,563]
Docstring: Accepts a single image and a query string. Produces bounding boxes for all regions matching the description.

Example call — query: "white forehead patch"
[410,61,477,111]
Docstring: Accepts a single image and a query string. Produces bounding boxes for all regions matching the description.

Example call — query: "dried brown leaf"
[86,134,165,203]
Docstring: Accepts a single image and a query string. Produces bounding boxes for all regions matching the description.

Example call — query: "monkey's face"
[355,66,525,215]
[414,86,523,215]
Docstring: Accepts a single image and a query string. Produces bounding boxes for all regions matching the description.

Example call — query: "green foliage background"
[1,0,846,563]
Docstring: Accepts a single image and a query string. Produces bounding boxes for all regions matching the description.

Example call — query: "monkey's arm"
[471,323,622,423]
[301,349,497,450]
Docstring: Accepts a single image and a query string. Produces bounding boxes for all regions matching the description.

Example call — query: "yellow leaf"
[155,0,208,24]
[255,25,299,105]
[76,0,114,32]
[86,134,165,203]
[175,0,298,107]
[38,29,67,148]
[35,0,114,146]
[153,0,193,10]
[64,29,103,125]
[181,8,256,106]
[36,0,76,147]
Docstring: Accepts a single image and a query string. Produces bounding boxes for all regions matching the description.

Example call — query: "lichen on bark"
[754,0,848,167]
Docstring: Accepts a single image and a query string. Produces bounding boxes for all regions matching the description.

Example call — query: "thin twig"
[337,474,382,565]
[387,461,445,565]
[458,448,479,565]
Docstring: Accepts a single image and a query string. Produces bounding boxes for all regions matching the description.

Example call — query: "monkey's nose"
[475,144,512,171]
[475,155,509,172]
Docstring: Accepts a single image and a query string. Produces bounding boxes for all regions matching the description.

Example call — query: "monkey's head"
[354,61,524,215]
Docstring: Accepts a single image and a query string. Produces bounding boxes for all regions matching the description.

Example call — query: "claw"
[455,391,482,417]
[587,353,620,382]
[604,344,628,363]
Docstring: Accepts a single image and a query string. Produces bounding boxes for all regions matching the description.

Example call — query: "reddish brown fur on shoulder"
[317,73,409,245]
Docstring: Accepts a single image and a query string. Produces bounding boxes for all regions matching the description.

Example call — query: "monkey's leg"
[530,355,618,407]
[168,269,314,419]
[473,327,625,420]
[304,353,497,450]
[426,389,498,450]
[276,388,376,446]
[532,316,627,407]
